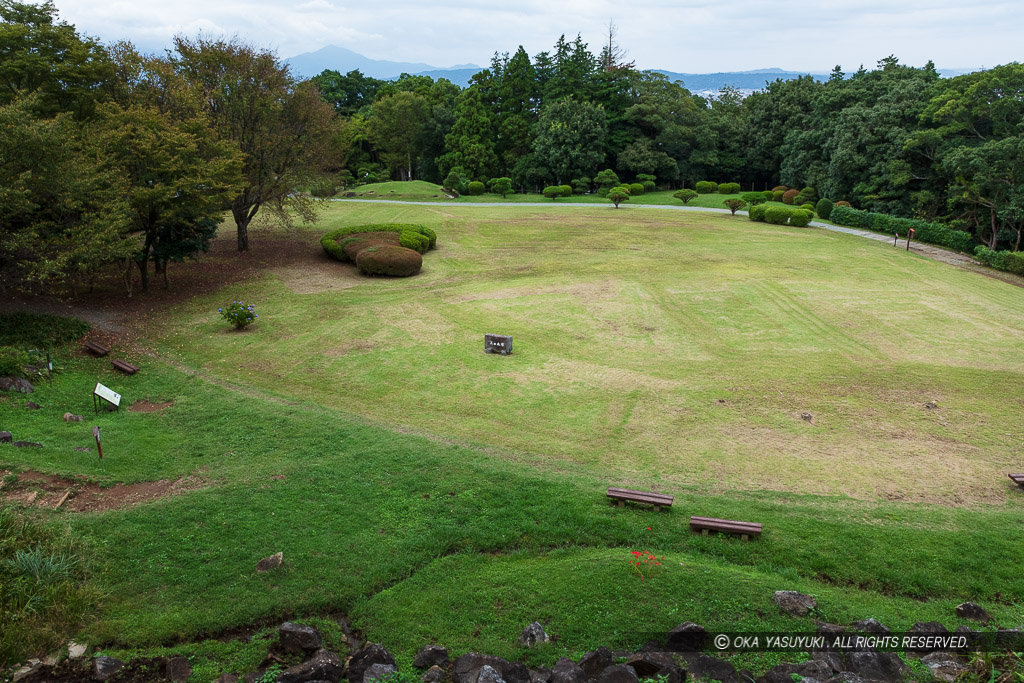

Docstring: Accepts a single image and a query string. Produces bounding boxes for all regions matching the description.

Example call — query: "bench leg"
[617,501,624,508]
[701,529,709,536]
[653,505,660,512]
[741,534,749,541]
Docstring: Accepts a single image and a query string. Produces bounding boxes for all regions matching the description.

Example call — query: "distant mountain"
[653,69,828,93]
[284,45,480,80]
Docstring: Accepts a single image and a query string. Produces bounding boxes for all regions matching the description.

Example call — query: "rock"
[519,621,550,648]
[365,663,398,683]
[844,651,909,683]
[454,654,528,683]
[280,622,323,653]
[530,667,552,683]
[624,653,674,677]
[906,622,950,654]
[476,665,507,683]
[216,675,240,683]
[75,446,91,452]
[26,400,40,408]
[955,602,991,623]
[166,656,193,682]
[68,641,88,659]
[0,377,33,393]
[277,648,344,683]
[414,645,450,669]
[422,666,447,683]
[13,440,42,447]
[594,665,638,683]
[851,619,890,635]
[12,659,41,682]
[578,647,614,679]
[812,651,846,675]
[824,675,864,683]
[687,655,738,683]
[758,660,834,683]
[63,412,84,422]
[93,655,126,680]
[0,430,12,443]
[350,644,396,683]
[666,622,707,652]
[919,653,965,683]
[817,623,846,637]
[550,657,587,683]
[773,590,818,617]
[953,625,976,635]
[256,551,283,572]
[924,402,938,409]
[801,412,814,421]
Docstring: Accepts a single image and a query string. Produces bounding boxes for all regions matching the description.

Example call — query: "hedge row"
[748,204,814,227]
[829,207,975,252]
[974,246,1024,276]
[322,223,437,277]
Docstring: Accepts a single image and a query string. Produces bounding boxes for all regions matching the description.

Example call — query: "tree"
[533,97,607,184]
[723,199,747,215]
[542,185,563,200]
[311,68,384,116]
[367,91,428,180]
[173,36,338,251]
[489,177,513,198]
[673,189,698,205]
[438,81,498,180]
[943,137,1024,249]
[607,186,630,208]
[594,169,620,191]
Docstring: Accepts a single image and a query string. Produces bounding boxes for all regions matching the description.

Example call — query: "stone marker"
[518,622,549,648]
[0,431,12,443]
[63,412,84,422]
[256,551,283,572]
[484,334,513,355]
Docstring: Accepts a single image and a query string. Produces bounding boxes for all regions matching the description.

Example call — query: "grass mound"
[322,223,437,277]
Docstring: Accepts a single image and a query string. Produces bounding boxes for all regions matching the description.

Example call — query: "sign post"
[93,426,102,460]
[484,334,513,355]
[93,383,121,413]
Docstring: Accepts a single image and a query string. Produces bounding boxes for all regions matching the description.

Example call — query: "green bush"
[467,181,485,196]
[801,203,815,213]
[782,189,800,205]
[772,185,788,193]
[399,231,430,253]
[793,195,809,206]
[607,186,631,208]
[696,181,718,194]
[597,187,609,198]
[974,246,1024,275]
[218,302,258,330]
[560,185,573,197]
[641,180,656,193]
[830,205,873,229]
[0,313,90,348]
[748,204,767,222]
[800,187,817,202]
[871,214,975,252]
[629,183,645,196]
[595,169,620,190]
[674,189,699,205]
[764,206,793,225]
[355,245,423,277]
[741,192,767,206]
[772,190,785,202]
[542,186,562,200]
[763,190,774,200]
[790,209,813,227]
[488,177,513,197]
[416,225,437,248]
[322,224,436,264]
[816,198,834,220]
[718,182,740,194]
[0,346,29,377]
[723,199,747,215]
[571,177,590,194]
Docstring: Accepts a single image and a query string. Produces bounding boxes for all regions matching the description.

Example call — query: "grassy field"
[2,201,1023,676]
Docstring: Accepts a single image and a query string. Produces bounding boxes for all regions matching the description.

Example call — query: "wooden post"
[93,426,102,460]
[906,228,915,252]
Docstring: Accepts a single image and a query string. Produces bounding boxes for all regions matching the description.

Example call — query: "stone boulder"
[666,622,707,653]
[0,377,33,393]
[414,645,450,669]
[955,602,991,623]
[422,666,447,683]
[624,653,674,678]
[851,619,890,635]
[772,591,818,617]
[453,654,528,683]
[276,648,344,683]
[349,644,396,683]
[476,666,507,683]
[166,656,193,683]
[0,430,12,443]
[687,655,738,683]
[594,665,638,683]
[256,552,284,572]
[844,651,909,683]
[920,653,966,683]
[93,656,125,681]
[365,663,398,683]
[550,657,587,683]
[519,621,550,648]
[577,647,613,679]
[13,441,42,448]
[63,412,84,422]
[280,622,323,653]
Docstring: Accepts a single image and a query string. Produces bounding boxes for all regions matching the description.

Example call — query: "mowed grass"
[2,203,1024,668]
[157,203,1024,505]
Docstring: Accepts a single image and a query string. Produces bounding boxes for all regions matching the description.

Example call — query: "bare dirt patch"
[0,469,207,512]
[128,399,175,413]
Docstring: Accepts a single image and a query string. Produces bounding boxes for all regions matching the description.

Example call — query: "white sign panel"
[93,382,121,407]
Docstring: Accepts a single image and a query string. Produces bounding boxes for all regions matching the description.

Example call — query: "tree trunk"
[1015,227,1022,252]
[136,257,149,292]
[988,208,999,250]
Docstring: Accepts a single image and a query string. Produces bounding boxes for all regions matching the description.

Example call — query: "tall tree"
[367,91,428,180]
[173,36,338,251]
[532,97,607,184]
[438,78,498,180]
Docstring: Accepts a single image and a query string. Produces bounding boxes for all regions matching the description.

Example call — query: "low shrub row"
[695,181,740,194]
[974,246,1024,276]
[830,207,975,252]
[322,224,437,277]
[748,204,814,227]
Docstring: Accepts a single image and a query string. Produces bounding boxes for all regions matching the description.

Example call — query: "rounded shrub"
[789,209,813,227]
[764,206,792,225]
[641,180,656,193]
[801,187,817,201]
[560,184,573,197]
[772,185,788,193]
[399,230,430,253]
[718,182,740,194]
[772,190,785,202]
[741,192,767,206]
[415,225,437,248]
[467,181,485,196]
[322,224,436,277]
[748,204,767,222]
[835,200,851,207]
[793,195,809,206]
[816,198,834,220]
[696,181,718,194]
[543,186,562,200]
[782,189,800,205]
[674,189,699,205]
[801,203,815,212]
[356,245,423,277]
[0,346,29,378]
[629,183,645,196]
[762,190,774,200]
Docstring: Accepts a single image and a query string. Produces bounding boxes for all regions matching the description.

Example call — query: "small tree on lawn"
[723,199,748,215]
[607,186,630,208]
[673,189,698,205]
[489,177,513,198]
[543,185,563,200]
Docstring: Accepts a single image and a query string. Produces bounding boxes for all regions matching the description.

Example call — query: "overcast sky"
[54,0,1019,73]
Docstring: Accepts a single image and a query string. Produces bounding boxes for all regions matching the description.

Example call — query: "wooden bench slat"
[84,341,109,356]
[690,515,762,538]
[607,488,674,504]
[1009,473,1024,486]
[112,359,139,375]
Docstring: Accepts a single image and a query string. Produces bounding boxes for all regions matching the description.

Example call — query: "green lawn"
[2,202,1022,675]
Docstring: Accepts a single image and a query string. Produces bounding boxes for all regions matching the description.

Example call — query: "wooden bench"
[84,341,109,357]
[112,359,139,375]
[607,487,674,511]
[1009,474,1024,488]
[690,516,762,541]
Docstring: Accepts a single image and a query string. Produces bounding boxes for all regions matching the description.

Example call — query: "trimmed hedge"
[764,206,792,225]
[772,190,785,202]
[751,205,812,227]
[322,223,436,276]
[835,200,851,207]
[772,185,788,193]
[830,205,873,228]
[741,192,767,206]
[974,246,1024,276]
[356,245,423,277]
[718,182,740,194]
[629,183,645,196]
[399,231,431,253]
[748,204,767,222]
[830,209,976,252]
[800,203,815,213]
[790,209,813,227]
[696,180,718,194]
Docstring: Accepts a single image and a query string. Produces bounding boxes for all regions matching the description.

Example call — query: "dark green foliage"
[542,185,563,200]
[793,195,809,206]
[763,190,774,200]
[0,346,29,377]
[355,245,423,277]
[641,180,655,193]
[488,177,513,198]
[974,246,1024,276]
[718,182,740,194]
[674,189,699,205]
[723,199,747,215]
[628,183,644,196]
[399,231,431,253]
[594,169,620,190]
[467,181,485,196]
[748,204,767,221]
[607,186,630,208]
[695,180,717,194]
[416,225,437,248]
[871,214,975,251]
[772,190,785,201]
[0,313,90,348]
[790,209,813,227]
[816,198,834,220]
[636,174,656,193]
[830,205,873,228]
[764,206,793,225]
[442,171,461,191]
[782,189,800,205]
[559,184,573,197]
[741,192,767,206]
[801,203,815,212]
[800,187,817,201]
[322,224,436,264]
[571,177,590,194]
